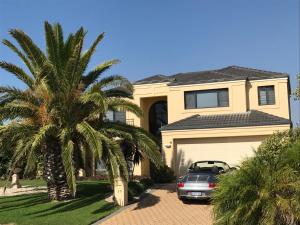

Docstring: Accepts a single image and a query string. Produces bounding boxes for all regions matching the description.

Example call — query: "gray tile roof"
[134,66,289,86]
[161,110,291,131]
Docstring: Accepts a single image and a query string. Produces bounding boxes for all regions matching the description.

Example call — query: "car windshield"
[189,161,230,173]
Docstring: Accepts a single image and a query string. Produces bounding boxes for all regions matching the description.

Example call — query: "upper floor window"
[184,88,229,109]
[105,110,126,123]
[258,86,275,105]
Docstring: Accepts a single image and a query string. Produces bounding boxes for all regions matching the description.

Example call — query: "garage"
[174,136,266,176]
[160,111,291,177]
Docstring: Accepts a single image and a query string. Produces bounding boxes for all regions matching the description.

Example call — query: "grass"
[0,180,118,225]
[0,178,46,187]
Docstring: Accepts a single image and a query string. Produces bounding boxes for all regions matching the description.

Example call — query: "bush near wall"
[150,165,176,183]
[213,129,300,225]
[128,178,153,201]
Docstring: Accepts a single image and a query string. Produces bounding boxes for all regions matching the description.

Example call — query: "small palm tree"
[213,130,300,225]
[0,22,162,201]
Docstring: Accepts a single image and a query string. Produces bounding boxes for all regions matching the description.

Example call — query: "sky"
[0,0,299,124]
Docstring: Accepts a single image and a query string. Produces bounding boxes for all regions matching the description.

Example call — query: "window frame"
[184,88,229,109]
[258,85,275,106]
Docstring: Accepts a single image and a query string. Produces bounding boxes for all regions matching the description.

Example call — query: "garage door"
[175,136,266,176]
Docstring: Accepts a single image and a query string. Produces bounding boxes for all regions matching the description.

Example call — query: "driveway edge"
[91,187,155,225]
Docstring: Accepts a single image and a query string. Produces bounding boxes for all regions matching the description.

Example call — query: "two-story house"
[126,66,291,177]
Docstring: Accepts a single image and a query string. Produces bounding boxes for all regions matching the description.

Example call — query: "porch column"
[133,157,150,177]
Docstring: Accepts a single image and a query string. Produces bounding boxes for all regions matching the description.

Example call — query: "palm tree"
[0,22,162,201]
[213,130,300,225]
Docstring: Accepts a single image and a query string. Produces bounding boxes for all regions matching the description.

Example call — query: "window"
[184,88,229,109]
[105,110,126,123]
[258,86,275,105]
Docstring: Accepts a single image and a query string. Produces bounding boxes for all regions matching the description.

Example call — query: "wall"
[161,124,290,168]
[130,77,290,125]
[130,77,290,176]
[167,80,247,123]
[247,78,290,119]
[174,135,267,176]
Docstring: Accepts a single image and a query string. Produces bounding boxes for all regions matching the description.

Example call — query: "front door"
[148,100,168,139]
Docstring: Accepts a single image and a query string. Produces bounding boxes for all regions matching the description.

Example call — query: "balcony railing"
[126,119,134,126]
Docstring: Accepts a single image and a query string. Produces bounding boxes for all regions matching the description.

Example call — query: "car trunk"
[183,174,213,190]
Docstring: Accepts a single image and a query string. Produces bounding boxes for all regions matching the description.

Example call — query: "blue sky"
[0,0,299,124]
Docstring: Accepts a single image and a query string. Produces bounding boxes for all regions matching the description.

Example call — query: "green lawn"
[0,181,118,225]
[0,178,46,187]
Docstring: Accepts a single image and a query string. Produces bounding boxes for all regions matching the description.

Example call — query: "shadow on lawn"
[0,193,48,212]
[0,182,115,217]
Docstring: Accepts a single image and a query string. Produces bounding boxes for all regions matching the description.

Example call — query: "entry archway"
[148,100,168,138]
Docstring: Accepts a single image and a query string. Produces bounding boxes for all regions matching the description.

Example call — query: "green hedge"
[150,165,176,183]
[128,178,153,201]
[213,129,300,225]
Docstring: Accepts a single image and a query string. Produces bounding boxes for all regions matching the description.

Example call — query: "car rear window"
[187,175,209,182]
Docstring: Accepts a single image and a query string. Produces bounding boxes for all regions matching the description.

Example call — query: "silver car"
[177,160,233,200]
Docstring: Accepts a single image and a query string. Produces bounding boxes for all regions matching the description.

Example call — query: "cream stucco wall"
[128,78,290,124]
[247,78,290,119]
[161,124,290,169]
[174,136,266,176]
[129,77,291,177]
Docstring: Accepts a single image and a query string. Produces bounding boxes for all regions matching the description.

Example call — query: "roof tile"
[161,110,291,131]
[134,66,288,86]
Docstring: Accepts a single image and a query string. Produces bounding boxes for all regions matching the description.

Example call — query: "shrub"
[257,128,300,158]
[213,129,300,225]
[150,165,176,183]
[139,178,154,188]
[128,181,145,201]
[0,148,12,179]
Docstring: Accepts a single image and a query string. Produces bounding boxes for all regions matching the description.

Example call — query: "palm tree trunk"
[43,137,72,201]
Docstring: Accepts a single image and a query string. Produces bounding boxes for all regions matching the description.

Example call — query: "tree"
[295,74,300,100]
[213,129,300,225]
[0,22,162,201]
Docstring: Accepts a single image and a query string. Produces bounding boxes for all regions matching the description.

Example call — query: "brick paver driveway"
[98,183,213,225]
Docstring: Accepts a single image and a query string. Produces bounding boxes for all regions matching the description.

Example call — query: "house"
[126,66,291,177]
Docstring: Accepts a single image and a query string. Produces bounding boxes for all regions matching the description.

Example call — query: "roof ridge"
[226,65,288,76]
[134,66,289,85]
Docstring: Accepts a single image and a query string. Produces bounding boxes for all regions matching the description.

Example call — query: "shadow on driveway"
[133,193,160,210]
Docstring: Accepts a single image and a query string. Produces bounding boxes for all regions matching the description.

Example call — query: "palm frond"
[0,61,34,88]
[9,28,46,71]
[101,122,162,168]
[79,92,106,110]
[0,86,38,105]
[79,32,104,75]
[44,22,60,71]
[0,101,37,121]
[2,39,35,76]
[53,23,64,65]
[76,121,103,159]
[106,98,143,117]
[65,33,84,88]
[104,87,133,99]
[31,124,57,151]
[97,75,133,93]
[82,59,120,88]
